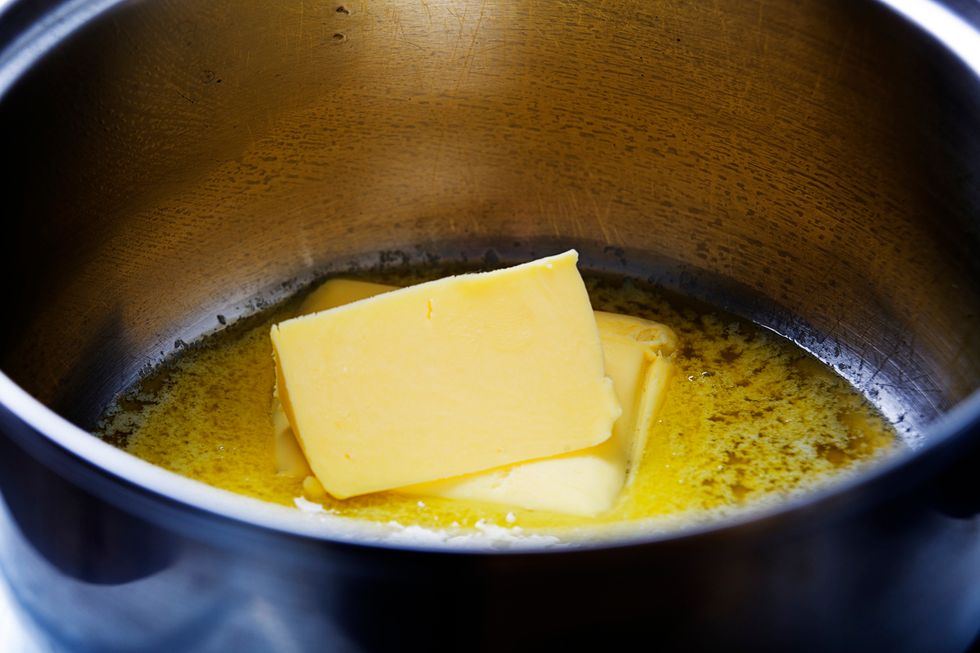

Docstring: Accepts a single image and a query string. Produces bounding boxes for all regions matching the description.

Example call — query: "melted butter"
[97,272,899,535]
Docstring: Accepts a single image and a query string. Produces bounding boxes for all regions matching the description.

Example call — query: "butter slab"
[271,251,621,499]
[274,275,676,515]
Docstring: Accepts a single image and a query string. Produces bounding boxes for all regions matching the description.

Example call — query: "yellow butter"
[272,384,312,477]
[298,278,395,316]
[275,276,676,516]
[270,279,401,481]
[271,251,621,499]
[401,312,675,515]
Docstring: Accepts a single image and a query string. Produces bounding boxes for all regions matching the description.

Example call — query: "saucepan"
[0,0,978,650]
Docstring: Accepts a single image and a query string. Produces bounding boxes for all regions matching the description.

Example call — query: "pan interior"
[0,0,978,541]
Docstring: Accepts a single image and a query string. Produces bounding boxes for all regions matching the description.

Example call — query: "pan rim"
[2,368,978,554]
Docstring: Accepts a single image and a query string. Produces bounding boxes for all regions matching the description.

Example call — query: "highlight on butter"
[271,251,622,499]
[273,263,678,516]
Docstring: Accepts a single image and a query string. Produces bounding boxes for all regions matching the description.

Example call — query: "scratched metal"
[0,0,977,439]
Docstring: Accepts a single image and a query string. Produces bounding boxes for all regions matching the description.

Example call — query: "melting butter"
[97,271,898,535]
[271,251,621,498]
[283,276,677,516]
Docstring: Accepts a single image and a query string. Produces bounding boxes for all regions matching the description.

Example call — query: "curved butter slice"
[274,275,677,516]
[271,251,621,499]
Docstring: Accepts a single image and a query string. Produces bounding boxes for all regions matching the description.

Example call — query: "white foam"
[292,497,563,549]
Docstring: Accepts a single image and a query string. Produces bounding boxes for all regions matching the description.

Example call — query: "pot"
[0,0,979,650]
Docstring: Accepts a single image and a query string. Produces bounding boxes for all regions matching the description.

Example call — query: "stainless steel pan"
[0,0,978,650]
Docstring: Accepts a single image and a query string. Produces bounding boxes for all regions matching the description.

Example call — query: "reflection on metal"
[0,1,978,650]
[877,0,980,78]
[1,561,44,652]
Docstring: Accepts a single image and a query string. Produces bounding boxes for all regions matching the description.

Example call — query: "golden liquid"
[97,272,898,537]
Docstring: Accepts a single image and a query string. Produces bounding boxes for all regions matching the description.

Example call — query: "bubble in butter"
[97,269,899,540]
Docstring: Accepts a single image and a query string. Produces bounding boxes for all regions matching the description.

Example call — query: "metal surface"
[0,0,978,433]
[0,0,978,650]
[0,568,44,653]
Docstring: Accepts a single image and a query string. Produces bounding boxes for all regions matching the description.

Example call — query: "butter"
[271,251,621,499]
[400,312,675,515]
[298,278,396,316]
[592,311,677,484]
[272,384,312,477]
[276,275,677,516]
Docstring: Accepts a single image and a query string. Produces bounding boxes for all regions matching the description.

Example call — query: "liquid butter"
[97,272,897,536]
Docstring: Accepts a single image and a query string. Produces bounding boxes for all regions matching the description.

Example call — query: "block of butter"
[273,276,677,516]
[271,251,621,499]
[401,311,675,515]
